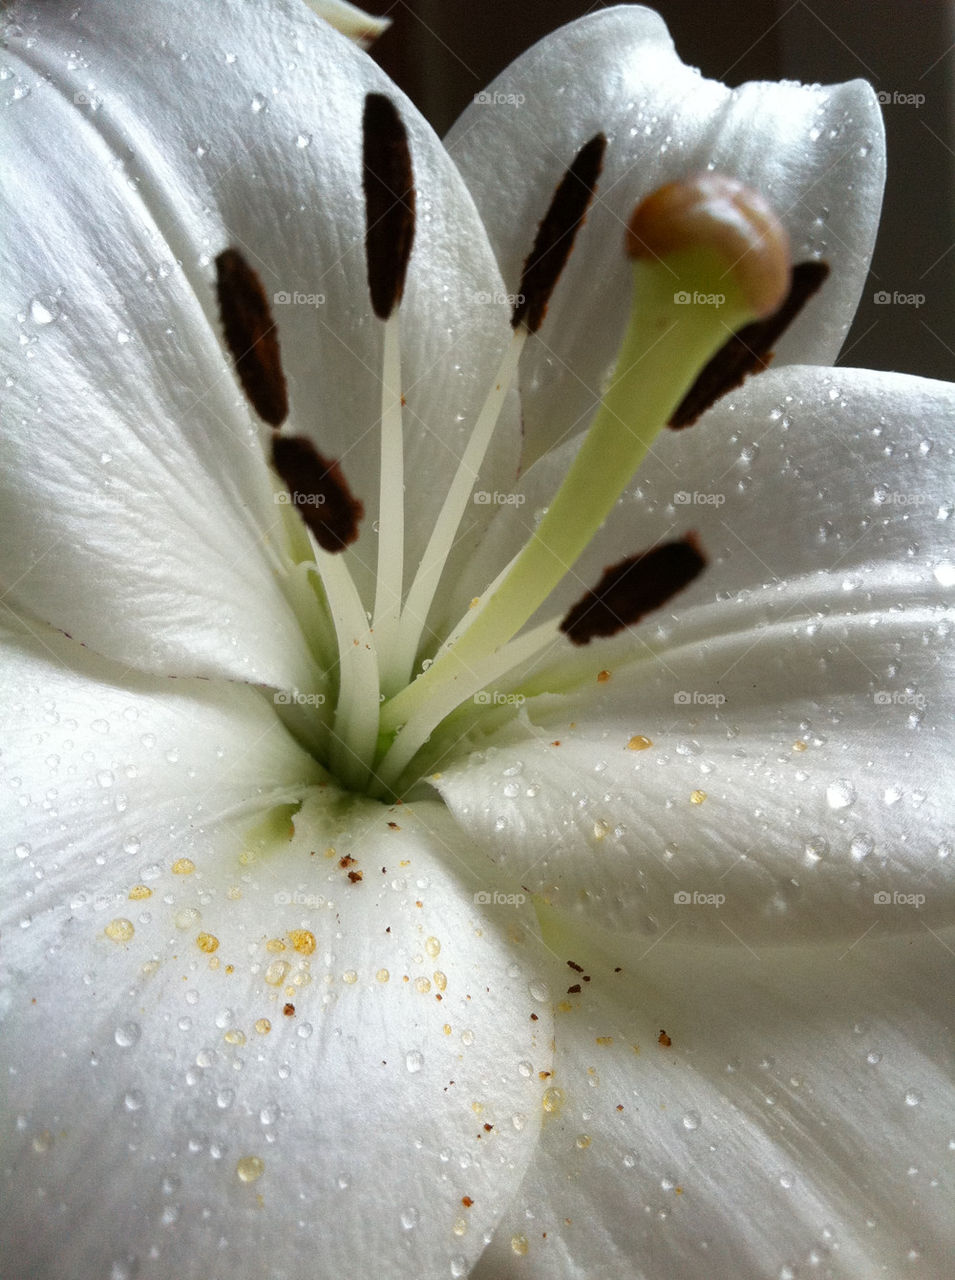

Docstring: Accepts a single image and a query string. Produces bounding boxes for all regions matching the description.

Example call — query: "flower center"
[214,97,826,801]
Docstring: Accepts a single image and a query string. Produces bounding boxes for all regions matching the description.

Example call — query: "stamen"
[384,136,606,692]
[271,435,364,552]
[363,94,415,658]
[379,175,790,741]
[512,133,607,333]
[215,249,288,427]
[362,93,416,320]
[669,261,830,428]
[559,536,706,645]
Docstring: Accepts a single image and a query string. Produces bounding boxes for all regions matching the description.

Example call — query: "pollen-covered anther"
[271,435,364,552]
[627,174,790,320]
[560,535,706,645]
[363,93,415,319]
[215,248,288,427]
[669,260,830,428]
[512,133,607,333]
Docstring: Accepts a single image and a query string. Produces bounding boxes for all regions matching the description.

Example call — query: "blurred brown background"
[361,0,955,383]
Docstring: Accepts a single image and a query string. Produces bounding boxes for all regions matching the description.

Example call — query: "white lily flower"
[2,3,953,1279]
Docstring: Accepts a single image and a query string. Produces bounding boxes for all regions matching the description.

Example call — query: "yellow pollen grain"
[443,1023,452,1036]
[433,971,447,992]
[596,1036,613,1046]
[575,1134,591,1149]
[236,1155,265,1184]
[627,735,653,751]
[224,1028,246,1046]
[793,739,808,752]
[288,929,316,955]
[127,885,152,900]
[171,857,195,875]
[266,938,286,953]
[690,790,707,805]
[597,670,611,683]
[342,969,358,985]
[324,846,336,859]
[238,849,256,866]
[196,932,219,954]
[254,1018,271,1035]
[425,936,441,958]
[376,968,390,983]
[511,1235,529,1256]
[227,886,242,900]
[557,1001,573,1013]
[414,976,432,995]
[105,918,135,943]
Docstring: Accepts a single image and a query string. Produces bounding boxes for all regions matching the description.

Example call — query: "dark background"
[360,0,955,382]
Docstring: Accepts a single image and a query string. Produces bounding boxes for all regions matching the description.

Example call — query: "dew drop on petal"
[405,1050,424,1074]
[826,780,856,810]
[114,1022,140,1048]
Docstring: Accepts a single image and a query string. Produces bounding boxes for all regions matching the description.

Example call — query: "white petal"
[446,6,884,464]
[436,369,955,937]
[472,918,955,1278]
[0,621,549,1277]
[301,0,391,47]
[1,0,518,678]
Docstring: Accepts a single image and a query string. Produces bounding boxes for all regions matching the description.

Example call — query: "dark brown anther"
[512,133,607,333]
[560,535,706,645]
[669,261,830,429]
[363,93,416,319]
[215,249,288,427]
[271,435,364,553]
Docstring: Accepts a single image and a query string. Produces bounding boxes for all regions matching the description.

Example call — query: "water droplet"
[295,132,311,148]
[123,1089,144,1112]
[528,979,550,1003]
[114,1022,140,1048]
[682,1110,701,1131]
[29,295,59,325]
[866,1051,883,1066]
[779,1172,795,1189]
[405,1050,424,1073]
[400,1207,418,1230]
[904,1089,922,1107]
[826,779,856,810]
